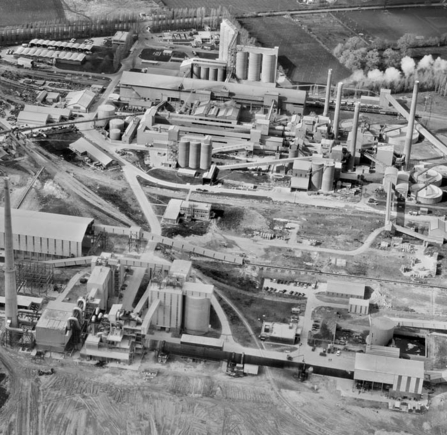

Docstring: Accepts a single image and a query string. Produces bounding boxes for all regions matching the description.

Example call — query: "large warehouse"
[0,208,94,259]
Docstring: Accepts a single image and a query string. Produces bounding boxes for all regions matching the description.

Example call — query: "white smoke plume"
[417,54,434,70]
[401,56,416,77]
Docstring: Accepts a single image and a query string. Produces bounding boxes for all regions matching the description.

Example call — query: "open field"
[334,7,447,42]
[239,16,350,84]
[0,0,65,27]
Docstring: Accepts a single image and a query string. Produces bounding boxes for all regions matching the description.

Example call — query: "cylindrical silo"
[109,118,125,132]
[97,104,115,127]
[261,54,276,83]
[200,141,212,170]
[310,160,324,191]
[183,295,210,335]
[247,52,262,82]
[200,67,209,80]
[288,148,299,158]
[189,141,201,169]
[367,317,395,346]
[415,185,443,204]
[415,169,442,187]
[209,67,218,82]
[193,65,200,79]
[109,129,121,141]
[178,139,190,168]
[395,182,409,198]
[236,51,248,80]
[321,160,335,192]
[383,166,398,189]
[217,68,225,82]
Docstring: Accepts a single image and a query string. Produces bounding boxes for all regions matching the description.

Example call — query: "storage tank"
[385,124,419,149]
[217,67,226,82]
[397,171,410,185]
[97,104,115,127]
[183,295,210,335]
[192,65,200,79]
[415,169,442,187]
[109,128,121,141]
[395,182,409,197]
[310,160,324,191]
[261,54,276,83]
[382,166,399,189]
[209,67,218,82]
[200,140,212,170]
[321,160,335,192]
[109,118,125,132]
[178,139,190,168]
[200,67,209,80]
[367,317,395,346]
[189,141,201,169]
[235,51,248,80]
[288,148,299,158]
[414,184,443,204]
[247,52,262,82]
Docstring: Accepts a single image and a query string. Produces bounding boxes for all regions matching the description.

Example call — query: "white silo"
[183,295,210,335]
[236,51,248,80]
[109,129,121,141]
[200,67,209,80]
[383,166,399,189]
[200,138,212,170]
[310,160,324,191]
[261,53,276,83]
[367,317,395,346]
[193,65,201,79]
[189,141,201,169]
[97,104,115,127]
[415,169,442,187]
[209,67,218,82]
[178,139,190,168]
[321,160,335,192]
[109,118,125,132]
[247,52,262,82]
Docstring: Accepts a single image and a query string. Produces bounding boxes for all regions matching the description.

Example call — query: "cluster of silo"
[367,317,395,346]
[109,118,125,141]
[97,104,115,127]
[183,295,210,335]
[236,49,276,83]
[178,137,213,170]
[321,160,335,192]
[192,63,226,82]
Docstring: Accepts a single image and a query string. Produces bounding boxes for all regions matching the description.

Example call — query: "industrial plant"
[1,2,447,434]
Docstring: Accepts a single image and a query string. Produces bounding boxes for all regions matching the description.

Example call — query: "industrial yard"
[1,1,447,434]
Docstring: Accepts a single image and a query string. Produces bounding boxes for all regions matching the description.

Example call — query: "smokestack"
[385,181,392,227]
[348,102,361,171]
[323,69,332,117]
[333,82,343,140]
[404,80,419,170]
[4,178,18,328]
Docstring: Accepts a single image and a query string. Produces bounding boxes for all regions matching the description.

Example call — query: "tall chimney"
[4,178,18,328]
[333,82,344,139]
[323,69,332,117]
[404,80,419,170]
[348,102,361,171]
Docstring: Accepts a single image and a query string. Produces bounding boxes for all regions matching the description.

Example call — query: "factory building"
[354,353,424,398]
[348,298,370,315]
[69,137,115,168]
[17,111,49,127]
[112,31,130,45]
[24,104,71,122]
[66,89,96,113]
[162,199,212,223]
[234,45,279,85]
[86,266,113,311]
[326,281,365,299]
[259,321,300,344]
[28,39,93,52]
[218,19,238,63]
[429,218,447,240]
[0,208,94,259]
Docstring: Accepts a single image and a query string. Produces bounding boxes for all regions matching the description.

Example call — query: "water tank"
[209,67,218,82]
[415,184,443,204]
[200,141,212,170]
[415,169,442,187]
[217,68,226,82]
[97,104,115,127]
[183,295,210,335]
[109,118,125,132]
[236,51,248,80]
[321,160,335,192]
[367,317,395,346]
[310,160,324,191]
[178,139,190,168]
[200,67,209,80]
[109,128,121,141]
[189,141,201,169]
[192,65,200,79]
[247,52,262,82]
[261,54,276,83]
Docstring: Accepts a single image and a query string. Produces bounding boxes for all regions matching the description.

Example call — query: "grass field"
[0,0,65,27]
[334,7,447,42]
[240,16,350,84]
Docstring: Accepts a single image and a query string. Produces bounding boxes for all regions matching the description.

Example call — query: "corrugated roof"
[69,137,113,167]
[36,301,75,331]
[182,282,214,295]
[349,298,370,306]
[327,280,365,297]
[354,353,424,380]
[24,104,71,118]
[17,111,49,125]
[163,199,182,221]
[0,207,93,243]
[66,89,95,109]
